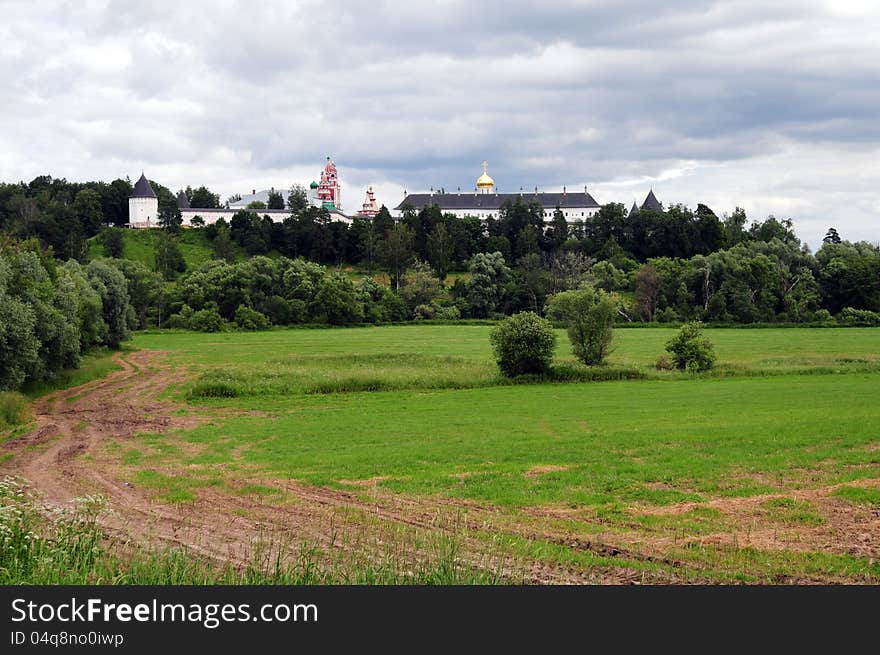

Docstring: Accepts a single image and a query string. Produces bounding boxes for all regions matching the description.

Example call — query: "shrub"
[0,392,29,427]
[189,308,227,333]
[839,307,880,326]
[811,309,835,325]
[655,307,680,323]
[435,305,461,321]
[665,321,716,372]
[546,286,617,366]
[490,311,557,377]
[412,304,435,320]
[234,305,271,331]
[166,304,194,329]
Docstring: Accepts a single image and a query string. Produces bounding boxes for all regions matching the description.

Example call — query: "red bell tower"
[316,156,341,210]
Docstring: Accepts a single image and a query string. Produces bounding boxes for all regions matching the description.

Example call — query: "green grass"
[128,326,880,511]
[167,373,880,507]
[833,485,880,506]
[0,391,30,428]
[762,497,825,526]
[136,325,880,400]
[36,325,880,582]
[20,347,122,399]
[89,228,217,269]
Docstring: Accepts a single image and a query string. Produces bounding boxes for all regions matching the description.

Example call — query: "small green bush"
[665,321,716,372]
[812,309,835,325]
[489,311,557,377]
[0,392,29,427]
[435,305,461,320]
[189,308,227,333]
[234,305,271,331]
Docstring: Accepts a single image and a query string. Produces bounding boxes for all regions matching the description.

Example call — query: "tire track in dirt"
[2,350,680,584]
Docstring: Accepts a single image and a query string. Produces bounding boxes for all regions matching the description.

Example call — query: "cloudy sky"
[1,0,878,248]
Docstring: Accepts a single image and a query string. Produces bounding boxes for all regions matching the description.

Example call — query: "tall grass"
[0,392,30,428]
[0,477,502,585]
[186,353,648,399]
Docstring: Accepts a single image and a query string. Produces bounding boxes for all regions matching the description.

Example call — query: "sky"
[1,0,878,249]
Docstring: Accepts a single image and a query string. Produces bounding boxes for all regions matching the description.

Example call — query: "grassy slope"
[88,228,216,269]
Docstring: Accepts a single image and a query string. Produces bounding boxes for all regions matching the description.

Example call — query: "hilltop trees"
[187,186,221,209]
[267,190,285,210]
[378,224,415,290]
[287,185,309,213]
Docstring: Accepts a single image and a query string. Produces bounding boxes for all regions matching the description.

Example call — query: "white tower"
[129,173,159,227]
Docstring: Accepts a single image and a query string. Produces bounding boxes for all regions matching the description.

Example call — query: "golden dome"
[476,161,495,188]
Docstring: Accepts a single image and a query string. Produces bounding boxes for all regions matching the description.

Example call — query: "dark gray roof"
[641,189,662,212]
[394,191,600,211]
[629,201,639,217]
[130,173,157,199]
[177,191,191,209]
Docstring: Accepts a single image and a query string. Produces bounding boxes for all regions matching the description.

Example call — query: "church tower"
[316,156,342,210]
[129,173,158,227]
[476,161,495,194]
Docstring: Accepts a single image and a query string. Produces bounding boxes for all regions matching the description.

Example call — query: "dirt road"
[3,350,664,583]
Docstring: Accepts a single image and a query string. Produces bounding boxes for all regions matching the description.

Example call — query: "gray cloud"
[0,0,878,248]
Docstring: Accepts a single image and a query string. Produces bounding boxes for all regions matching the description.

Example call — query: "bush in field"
[189,307,227,333]
[234,305,271,331]
[490,311,556,377]
[665,321,716,372]
[546,285,617,366]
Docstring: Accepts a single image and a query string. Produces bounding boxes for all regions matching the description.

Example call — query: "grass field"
[114,325,880,582]
[6,325,879,583]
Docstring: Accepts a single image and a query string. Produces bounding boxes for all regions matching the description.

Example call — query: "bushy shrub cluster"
[664,321,716,372]
[0,240,132,390]
[166,256,448,329]
[490,312,557,377]
[839,307,880,326]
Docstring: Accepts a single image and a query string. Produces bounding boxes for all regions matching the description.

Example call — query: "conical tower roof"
[641,189,662,212]
[130,173,157,199]
[177,190,191,209]
[628,201,639,217]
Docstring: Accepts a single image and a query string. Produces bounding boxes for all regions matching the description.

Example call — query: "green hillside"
[89,228,216,269]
